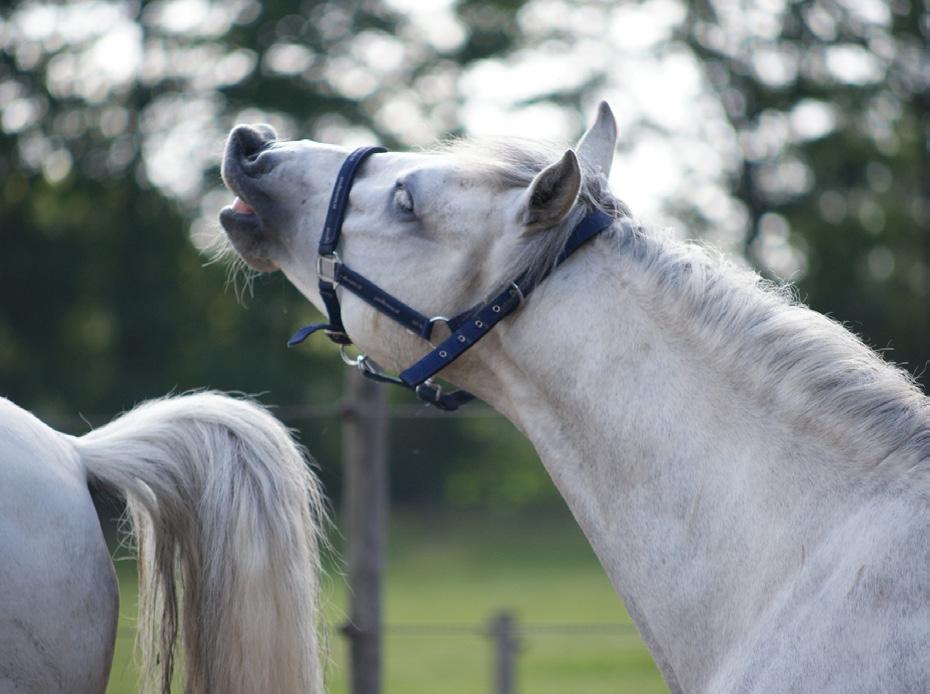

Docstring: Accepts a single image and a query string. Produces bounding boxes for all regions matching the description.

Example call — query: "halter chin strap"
[288,146,615,411]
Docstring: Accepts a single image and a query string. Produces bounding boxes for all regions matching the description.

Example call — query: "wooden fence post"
[341,368,388,694]
[489,610,519,694]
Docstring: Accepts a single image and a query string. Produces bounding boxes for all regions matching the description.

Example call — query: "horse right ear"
[576,101,617,178]
[519,149,582,232]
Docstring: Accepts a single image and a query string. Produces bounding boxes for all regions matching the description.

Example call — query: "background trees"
[681,0,930,369]
[2,0,927,506]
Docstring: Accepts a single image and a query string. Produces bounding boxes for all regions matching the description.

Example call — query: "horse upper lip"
[221,145,263,213]
[220,166,253,213]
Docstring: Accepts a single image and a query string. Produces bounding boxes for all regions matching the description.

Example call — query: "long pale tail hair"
[76,392,325,694]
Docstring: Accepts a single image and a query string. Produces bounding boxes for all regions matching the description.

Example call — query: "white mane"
[451,138,930,484]
[618,226,930,481]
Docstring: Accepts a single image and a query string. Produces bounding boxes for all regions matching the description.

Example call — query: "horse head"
[219,103,618,374]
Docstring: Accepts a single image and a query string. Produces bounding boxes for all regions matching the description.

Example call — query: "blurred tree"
[0,0,553,506]
[679,0,930,376]
[0,1,361,436]
[3,0,927,508]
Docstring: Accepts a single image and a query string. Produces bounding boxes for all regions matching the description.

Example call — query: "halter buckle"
[324,328,352,345]
[317,253,341,285]
[415,379,443,403]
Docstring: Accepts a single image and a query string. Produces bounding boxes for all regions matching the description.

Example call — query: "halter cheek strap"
[289,146,615,411]
[315,145,387,344]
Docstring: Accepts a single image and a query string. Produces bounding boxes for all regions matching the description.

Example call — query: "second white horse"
[0,392,325,694]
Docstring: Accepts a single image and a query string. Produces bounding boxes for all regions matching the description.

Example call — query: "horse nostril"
[232,124,277,161]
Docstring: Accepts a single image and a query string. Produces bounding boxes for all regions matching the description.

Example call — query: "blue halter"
[289,146,614,411]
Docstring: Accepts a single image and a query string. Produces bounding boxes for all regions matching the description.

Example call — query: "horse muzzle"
[219,124,281,271]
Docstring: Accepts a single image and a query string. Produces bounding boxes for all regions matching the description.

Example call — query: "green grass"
[105,509,667,693]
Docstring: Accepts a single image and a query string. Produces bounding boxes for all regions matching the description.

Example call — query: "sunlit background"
[2,0,928,691]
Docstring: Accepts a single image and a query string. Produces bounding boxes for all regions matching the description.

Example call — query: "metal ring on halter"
[510,282,526,305]
[339,344,365,368]
[428,316,452,346]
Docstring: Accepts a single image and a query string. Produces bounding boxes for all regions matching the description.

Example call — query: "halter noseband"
[288,146,614,411]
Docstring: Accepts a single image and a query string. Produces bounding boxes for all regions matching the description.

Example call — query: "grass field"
[104,508,667,693]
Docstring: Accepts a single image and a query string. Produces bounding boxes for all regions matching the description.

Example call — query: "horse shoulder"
[708,491,930,693]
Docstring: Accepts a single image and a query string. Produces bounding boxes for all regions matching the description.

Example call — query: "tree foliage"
[680,0,929,368]
[1,0,541,505]
[2,0,928,506]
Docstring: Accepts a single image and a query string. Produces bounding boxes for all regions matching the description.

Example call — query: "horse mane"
[621,227,930,477]
[445,136,930,479]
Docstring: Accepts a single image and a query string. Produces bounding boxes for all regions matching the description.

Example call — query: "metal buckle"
[510,282,525,305]
[324,328,352,345]
[317,253,341,285]
[416,379,443,402]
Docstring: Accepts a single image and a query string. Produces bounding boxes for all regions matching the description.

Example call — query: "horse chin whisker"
[198,228,258,305]
[225,255,258,306]
[199,225,235,268]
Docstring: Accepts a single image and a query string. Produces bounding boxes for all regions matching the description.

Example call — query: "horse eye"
[393,183,415,215]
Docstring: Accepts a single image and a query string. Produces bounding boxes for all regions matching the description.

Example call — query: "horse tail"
[75,392,325,694]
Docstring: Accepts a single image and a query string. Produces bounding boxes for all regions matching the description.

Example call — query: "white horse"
[0,392,325,694]
[220,103,930,692]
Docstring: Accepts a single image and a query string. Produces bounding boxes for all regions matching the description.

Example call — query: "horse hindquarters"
[0,399,117,694]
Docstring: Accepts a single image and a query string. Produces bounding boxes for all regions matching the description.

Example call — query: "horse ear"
[520,149,582,232]
[576,101,617,178]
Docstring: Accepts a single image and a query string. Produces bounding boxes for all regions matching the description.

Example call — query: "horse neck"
[468,232,880,691]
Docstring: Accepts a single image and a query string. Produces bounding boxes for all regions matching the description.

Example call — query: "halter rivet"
[458,335,466,343]
[475,320,484,328]
[439,350,448,358]
[492,305,501,313]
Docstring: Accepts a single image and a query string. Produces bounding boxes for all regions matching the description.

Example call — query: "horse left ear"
[520,149,582,232]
